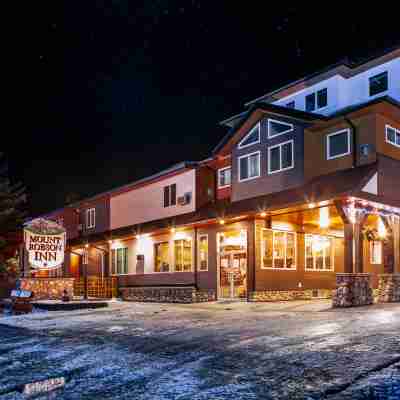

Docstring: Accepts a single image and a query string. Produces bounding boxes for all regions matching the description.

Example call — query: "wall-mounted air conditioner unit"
[177,192,192,206]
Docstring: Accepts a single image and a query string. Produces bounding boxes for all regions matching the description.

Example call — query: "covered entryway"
[217,229,247,299]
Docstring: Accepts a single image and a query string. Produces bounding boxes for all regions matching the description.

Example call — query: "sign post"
[24,218,66,272]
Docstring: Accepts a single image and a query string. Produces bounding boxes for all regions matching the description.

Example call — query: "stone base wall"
[249,289,333,302]
[120,287,216,303]
[332,273,373,307]
[20,278,75,300]
[378,274,400,302]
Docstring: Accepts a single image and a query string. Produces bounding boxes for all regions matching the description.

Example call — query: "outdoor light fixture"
[219,219,225,225]
[378,217,386,238]
[170,227,176,233]
[85,243,89,248]
[319,207,330,229]
[260,212,267,217]
[308,203,315,209]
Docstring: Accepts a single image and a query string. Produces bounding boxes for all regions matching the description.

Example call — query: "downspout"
[344,116,357,168]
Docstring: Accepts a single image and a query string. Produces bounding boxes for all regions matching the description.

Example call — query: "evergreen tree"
[0,153,27,275]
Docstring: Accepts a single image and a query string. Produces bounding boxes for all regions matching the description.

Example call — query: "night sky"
[10,2,399,216]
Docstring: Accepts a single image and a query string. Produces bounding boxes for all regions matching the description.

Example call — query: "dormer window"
[369,71,388,97]
[238,123,260,149]
[306,88,328,112]
[218,167,231,188]
[268,119,294,139]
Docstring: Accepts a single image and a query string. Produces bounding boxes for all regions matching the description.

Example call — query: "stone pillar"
[332,273,373,307]
[378,274,400,302]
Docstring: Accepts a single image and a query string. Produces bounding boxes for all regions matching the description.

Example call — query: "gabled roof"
[214,102,325,155]
[244,44,400,106]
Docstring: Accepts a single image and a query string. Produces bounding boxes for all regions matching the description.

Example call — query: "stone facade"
[120,286,216,303]
[20,278,74,300]
[332,273,373,307]
[249,289,332,302]
[377,274,400,302]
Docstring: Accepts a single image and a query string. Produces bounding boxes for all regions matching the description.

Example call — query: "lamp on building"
[260,212,267,217]
[219,219,225,225]
[170,227,176,233]
[378,217,386,238]
[319,207,330,229]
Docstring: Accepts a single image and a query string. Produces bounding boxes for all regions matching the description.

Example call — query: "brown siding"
[376,114,400,161]
[378,154,400,201]
[79,196,110,235]
[196,165,215,208]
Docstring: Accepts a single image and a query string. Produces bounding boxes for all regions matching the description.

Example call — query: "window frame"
[267,139,294,175]
[286,101,295,109]
[370,241,383,265]
[111,247,129,275]
[305,88,328,112]
[385,124,400,148]
[369,71,388,97]
[174,238,193,272]
[326,128,351,160]
[217,166,232,189]
[267,118,294,139]
[197,234,209,272]
[163,183,177,208]
[86,208,96,229]
[154,241,171,273]
[304,234,335,272]
[238,151,261,182]
[238,123,260,149]
[261,228,297,270]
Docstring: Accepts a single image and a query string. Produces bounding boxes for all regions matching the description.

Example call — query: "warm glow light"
[108,240,113,244]
[312,235,330,251]
[85,243,89,248]
[219,219,225,225]
[378,217,386,238]
[170,227,176,233]
[319,207,330,229]
[136,234,141,239]
[260,212,267,217]
[308,203,315,209]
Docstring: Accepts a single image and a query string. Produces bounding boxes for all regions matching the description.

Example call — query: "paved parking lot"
[1,300,400,399]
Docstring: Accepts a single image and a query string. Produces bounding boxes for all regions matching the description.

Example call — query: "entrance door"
[217,230,247,299]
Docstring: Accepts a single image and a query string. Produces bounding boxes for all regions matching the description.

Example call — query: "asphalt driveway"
[1,300,400,399]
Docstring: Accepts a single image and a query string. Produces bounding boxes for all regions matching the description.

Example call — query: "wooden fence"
[73,276,118,299]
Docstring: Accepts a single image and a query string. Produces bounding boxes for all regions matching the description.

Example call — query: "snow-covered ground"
[0,300,400,399]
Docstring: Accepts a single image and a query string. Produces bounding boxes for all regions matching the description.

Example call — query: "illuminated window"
[238,123,260,148]
[218,167,231,188]
[86,208,96,229]
[174,239,192,272]
[163,184,176,207]
[305,235,334,271]
[370,241,382,264]
[198,235,208,271]
[386,125,400,148]
[369,71,388,96]
[261,229,296,270]
[111,248,128,275]
[154,242,170,272]
[238,151,260,182]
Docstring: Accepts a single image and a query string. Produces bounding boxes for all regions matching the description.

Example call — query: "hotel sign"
[24,218,66,270]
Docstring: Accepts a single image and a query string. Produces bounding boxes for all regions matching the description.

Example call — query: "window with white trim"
[238,151,260,182]
[86,208,96,229]
[238,123,260,148]
[370,241,382,264]
[268,140,294,174]
[174,238,192,272]
[163,184,176,207]
[305,234,334,271]
[386,125,400,148]
[305,88,328,111]
[327,129,351,160]
[268,119,294,138]
[198,234,208,271]
[369,71,388,97]
[111,247,128,275]
[218,167,231,188]
[261,229,296,270]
